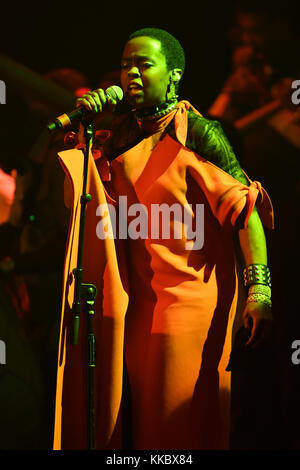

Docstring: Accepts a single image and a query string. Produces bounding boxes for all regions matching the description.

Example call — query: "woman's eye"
[120,63,153,69]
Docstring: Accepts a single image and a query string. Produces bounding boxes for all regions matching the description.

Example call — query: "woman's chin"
[125,92,165,110]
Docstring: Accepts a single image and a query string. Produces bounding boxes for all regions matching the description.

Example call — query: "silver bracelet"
[248,284,271,298]
[247,293,272,308]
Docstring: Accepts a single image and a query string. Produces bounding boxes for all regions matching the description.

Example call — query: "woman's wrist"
[243,264,272,308]
[243,263,271,288]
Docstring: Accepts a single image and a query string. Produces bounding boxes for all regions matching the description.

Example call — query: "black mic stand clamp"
[70,118,97,450]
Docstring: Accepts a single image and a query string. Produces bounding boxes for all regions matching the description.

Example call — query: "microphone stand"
[71,117,97,450]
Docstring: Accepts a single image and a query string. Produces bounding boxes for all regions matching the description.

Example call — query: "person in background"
[209,1,300,449]
[209,1,299,122]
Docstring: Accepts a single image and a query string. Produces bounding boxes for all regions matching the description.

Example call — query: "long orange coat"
[53,102,273,450]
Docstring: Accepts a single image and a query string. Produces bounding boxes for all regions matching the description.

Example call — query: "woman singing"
[54,27,274,450]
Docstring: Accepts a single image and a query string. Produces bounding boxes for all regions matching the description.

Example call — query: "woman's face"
[120,36,174,109]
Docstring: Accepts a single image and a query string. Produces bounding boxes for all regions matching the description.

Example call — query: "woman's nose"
[128,66,141,77]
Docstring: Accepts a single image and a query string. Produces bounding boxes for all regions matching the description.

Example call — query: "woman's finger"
[96,88,108,112]
[89,91,102,112]
[76,96,95,111]
[76,88,107,112]
[245,317,258,347]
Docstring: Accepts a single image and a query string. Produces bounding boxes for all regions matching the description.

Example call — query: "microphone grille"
[106,85,123,102]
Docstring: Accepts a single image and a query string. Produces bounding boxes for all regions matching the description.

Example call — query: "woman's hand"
[242,301,273,348]
[76,88,118,114]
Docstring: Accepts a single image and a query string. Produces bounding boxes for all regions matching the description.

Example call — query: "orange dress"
[53,101,273,450]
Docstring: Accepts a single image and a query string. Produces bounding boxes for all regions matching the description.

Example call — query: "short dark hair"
[128,27,186,75]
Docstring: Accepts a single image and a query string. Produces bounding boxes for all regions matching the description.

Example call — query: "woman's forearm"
[238,208,268,266]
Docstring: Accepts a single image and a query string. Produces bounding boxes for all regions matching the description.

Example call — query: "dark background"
[1,1,236,109]
[1,1,298,101]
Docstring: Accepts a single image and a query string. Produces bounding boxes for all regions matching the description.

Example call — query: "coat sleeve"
[187,152,274,230]
[184,113,274,229]
[186,112,249,185]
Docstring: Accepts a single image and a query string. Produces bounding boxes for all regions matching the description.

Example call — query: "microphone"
[47,85,123,132]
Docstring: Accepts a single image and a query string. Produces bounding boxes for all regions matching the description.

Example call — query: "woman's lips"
[127,85,143,95]
[128,81,143,89]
